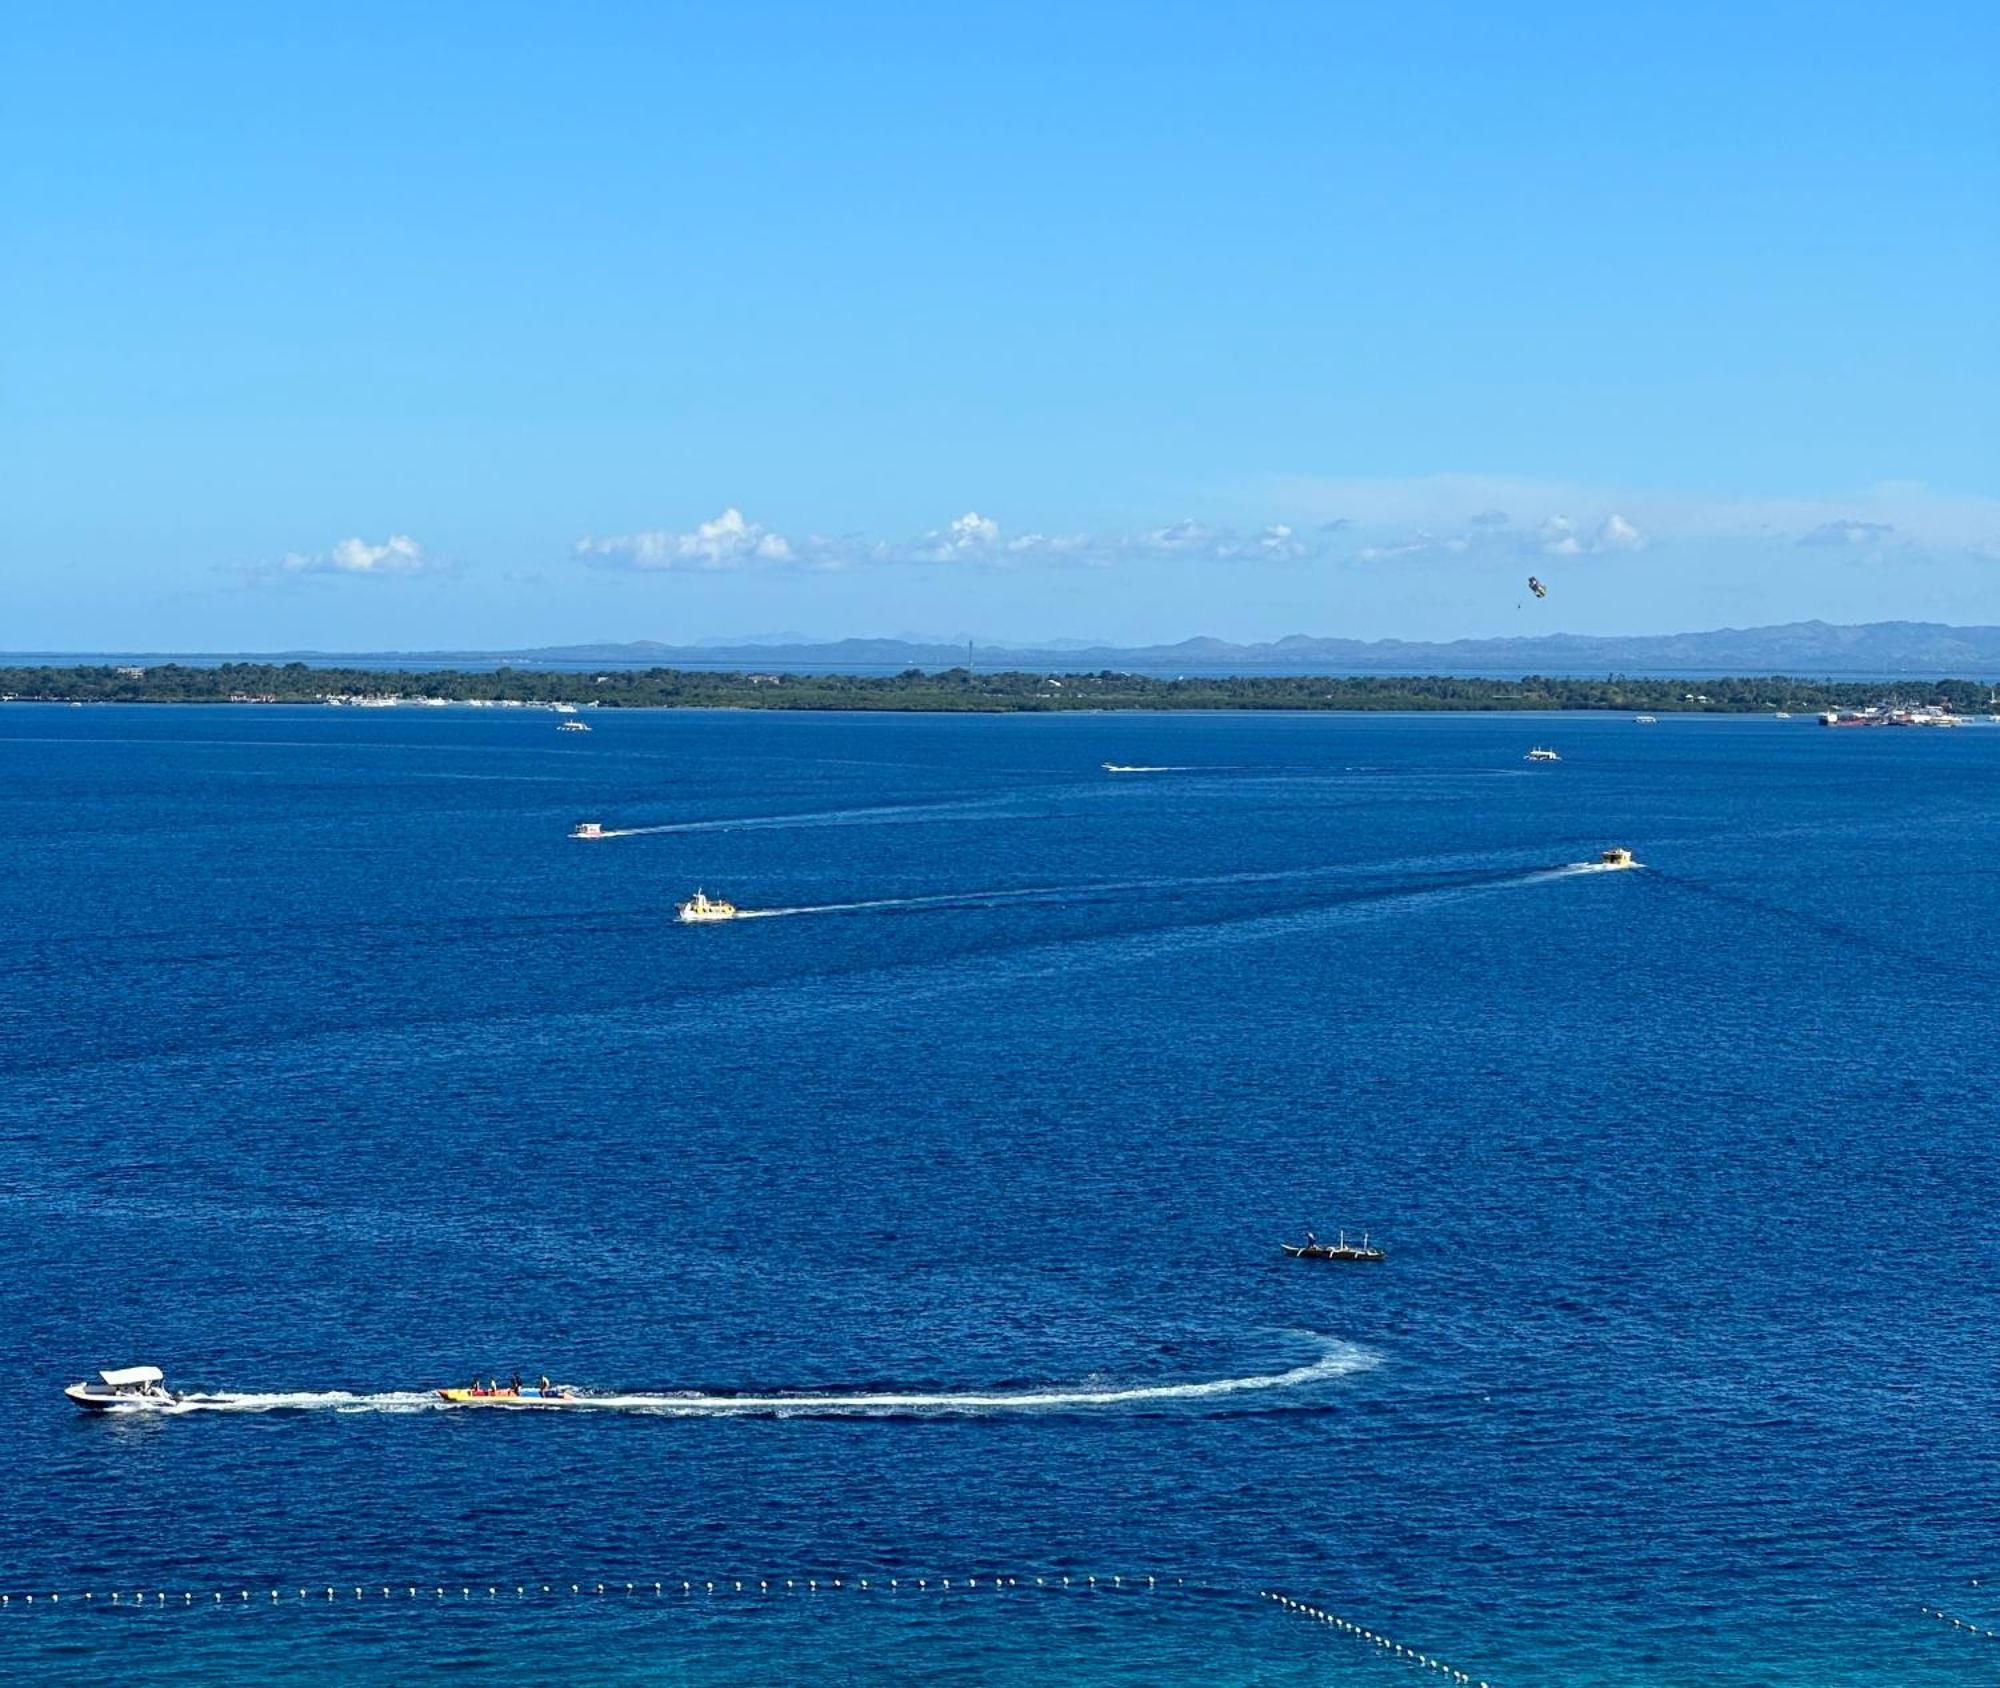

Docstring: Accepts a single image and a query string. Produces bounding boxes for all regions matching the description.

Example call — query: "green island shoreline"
[0,663,1988,715]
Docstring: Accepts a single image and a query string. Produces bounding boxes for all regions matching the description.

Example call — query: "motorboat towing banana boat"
[66,1365,180,1411]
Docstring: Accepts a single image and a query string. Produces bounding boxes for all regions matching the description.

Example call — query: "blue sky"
[5,2,1995,650]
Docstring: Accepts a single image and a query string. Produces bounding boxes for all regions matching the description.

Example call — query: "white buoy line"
[1263,1591,1494,1686]
[1921,1604,2000,1641]
[0,1572,1179,1612]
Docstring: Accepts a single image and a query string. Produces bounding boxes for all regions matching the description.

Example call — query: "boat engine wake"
[93,1335,1373,1419]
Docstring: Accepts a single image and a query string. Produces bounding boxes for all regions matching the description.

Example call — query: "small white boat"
[1633,715,1657,724]
[558,720,591,733]
[66,1365,179,1412]
[1774,711,1791,720]
[1525,747,1561,763]
[571,821,606,839]
[676,889,739,924]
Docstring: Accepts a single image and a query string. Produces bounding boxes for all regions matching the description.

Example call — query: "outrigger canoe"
[1281,1231,1385,1263]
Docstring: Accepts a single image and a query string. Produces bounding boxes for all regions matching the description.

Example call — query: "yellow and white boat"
[676,889,738,924]
[1597,848,1637,869]
[437,1384,579,1407]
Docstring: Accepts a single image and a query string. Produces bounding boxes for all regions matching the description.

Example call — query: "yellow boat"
[1598,848,1637,869]
[437,1385,579,1407]
[676,889,738,924]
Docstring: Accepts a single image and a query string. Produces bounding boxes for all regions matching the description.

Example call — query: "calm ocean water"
[1,705,1995,1684]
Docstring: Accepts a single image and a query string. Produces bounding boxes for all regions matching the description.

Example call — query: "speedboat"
[571,821,606,839]
[66,1365,179,1411]
[1633,715,1658,724]
[676,889,738,924]
[1597,847,1637,869]
[1525,747,1561,762]
[1282,1231,1384,1263]
[558,719,591,733]
[438,1383,580,1407]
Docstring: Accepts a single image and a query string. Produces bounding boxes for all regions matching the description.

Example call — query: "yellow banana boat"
[437,1385,579,1406]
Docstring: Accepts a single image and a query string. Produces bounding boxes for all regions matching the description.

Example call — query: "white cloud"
[1357,531,1471,563]
[576,508,794,571]
[1538,515,1584,556]
[574,510,1332,573]
[278,534,440,576]
[1798,518,1895,548]
[1595,513,1646,552]
[1271,473,1999,556]
[922,511,1003,560]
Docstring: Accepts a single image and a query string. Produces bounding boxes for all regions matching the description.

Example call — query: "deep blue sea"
[3,705,1996,1684]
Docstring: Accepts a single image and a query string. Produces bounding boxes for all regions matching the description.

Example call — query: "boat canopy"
[100,1365,163,1387]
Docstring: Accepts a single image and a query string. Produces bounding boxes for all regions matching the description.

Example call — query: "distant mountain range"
[390,620,2000,677]
[20,620,2000,678]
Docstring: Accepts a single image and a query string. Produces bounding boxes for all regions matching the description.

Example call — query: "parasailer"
[1527,576,1547,600]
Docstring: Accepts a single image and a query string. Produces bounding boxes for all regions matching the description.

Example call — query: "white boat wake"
[577,798,1009,840]
[726,855,1639,925]
[93,1335,1373,1419]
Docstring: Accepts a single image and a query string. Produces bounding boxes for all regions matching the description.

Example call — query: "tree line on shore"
[0,662,1990,714]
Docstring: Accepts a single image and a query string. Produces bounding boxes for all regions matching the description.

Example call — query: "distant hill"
[455,620,2000,678]
[16,620,2000,678]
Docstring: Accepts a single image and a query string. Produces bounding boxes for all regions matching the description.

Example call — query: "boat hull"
[65,1383,182,1411]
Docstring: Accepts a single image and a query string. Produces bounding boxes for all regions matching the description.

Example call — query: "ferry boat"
[1282,1231,1384,1263]
[571,821,606,839]
[1525,747,1561,762]
[676,889,739,924]
[558,719,591,733]
[66,1365,179,1411]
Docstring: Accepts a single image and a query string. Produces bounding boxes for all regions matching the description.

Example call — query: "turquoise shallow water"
[1,705,1996,1683]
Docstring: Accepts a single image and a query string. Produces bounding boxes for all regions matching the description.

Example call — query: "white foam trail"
[108,1336,1372,1419]
[729,857,1637,924]
[585,799,1006,840]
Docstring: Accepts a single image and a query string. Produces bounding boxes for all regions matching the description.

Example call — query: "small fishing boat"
[676,889,738,924]
[1282,1231,1384,1263]
[66,1365,180,1411]
[1525,747,1561,762]
[571,821,606,839]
